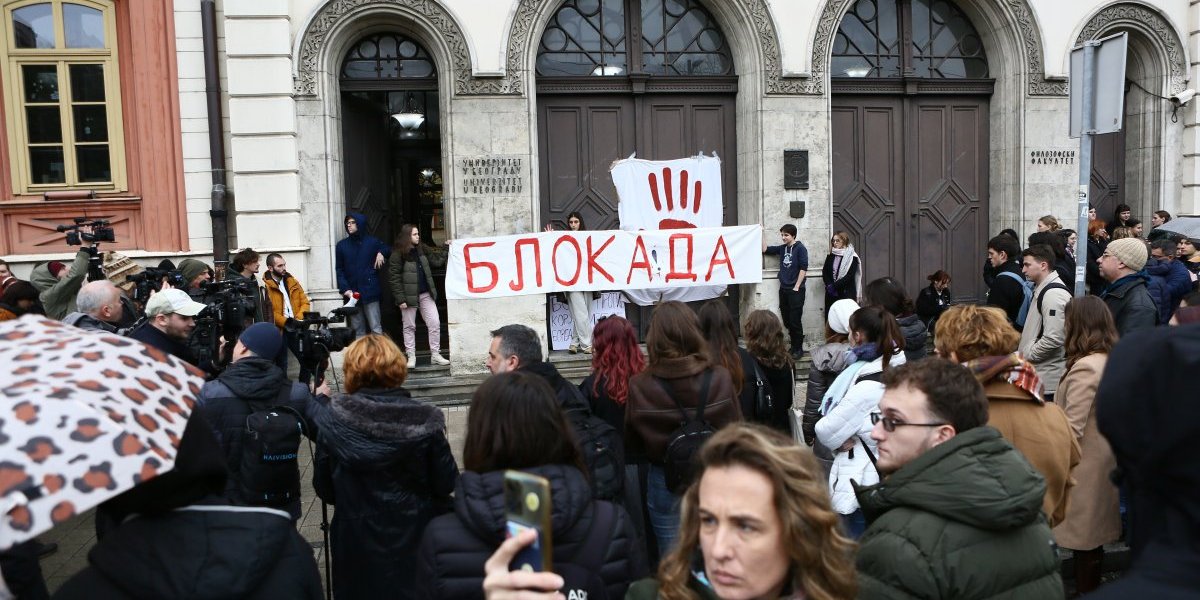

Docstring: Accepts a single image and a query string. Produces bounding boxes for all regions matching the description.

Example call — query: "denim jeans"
[646,465,681,554]
[349,300,383,336]
[840,509,867,539]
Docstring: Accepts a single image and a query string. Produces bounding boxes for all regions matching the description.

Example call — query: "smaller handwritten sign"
[1029,149,1076,165]
[549,292,626,351]
[457,156,525,196]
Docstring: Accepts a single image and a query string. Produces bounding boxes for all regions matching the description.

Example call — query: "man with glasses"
[854,359,1063,598]
[1097,238,1158,336]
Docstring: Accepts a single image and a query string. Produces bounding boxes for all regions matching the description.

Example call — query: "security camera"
[1170,89,1196,107]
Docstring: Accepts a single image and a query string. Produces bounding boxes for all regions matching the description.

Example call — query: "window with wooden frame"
[0,0,125,194]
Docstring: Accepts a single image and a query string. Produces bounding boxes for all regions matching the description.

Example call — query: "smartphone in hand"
[503,470,553,572]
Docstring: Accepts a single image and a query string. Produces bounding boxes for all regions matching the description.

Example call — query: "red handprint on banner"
[647,167,702,229]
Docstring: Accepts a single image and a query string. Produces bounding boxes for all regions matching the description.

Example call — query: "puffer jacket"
[53,499,322,600]
[895,313,928,361]
[388,247,447,306]
[310,387,458,600]
[1100,273,1159,336]
[415,464,646,600]
[29,249,89,319]
[1144,258,1192,324]
[802,342,853,445]
[263,272,310,328]
[815,351,906,514]
[854,427,1063,599]
[194,357,314,518]
[335,211,391,303]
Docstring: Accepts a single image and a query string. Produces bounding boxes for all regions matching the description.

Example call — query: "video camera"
[284,305,359,386]
[55,217,115,281]
[189,278,260,371]
[127,267,188,309]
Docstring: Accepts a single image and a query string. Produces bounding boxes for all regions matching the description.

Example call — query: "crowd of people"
[2,208,1200,599]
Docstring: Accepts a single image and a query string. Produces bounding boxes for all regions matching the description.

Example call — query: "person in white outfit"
[545,211,595,353]
[814,305,907,538]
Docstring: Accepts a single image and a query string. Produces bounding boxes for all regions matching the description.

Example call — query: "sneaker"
[407,354,416,369]
[430,353,450,366]
[568,344,579,354]
[581,345,593,354]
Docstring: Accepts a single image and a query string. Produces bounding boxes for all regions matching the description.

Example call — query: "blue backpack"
[999,271,1034,329]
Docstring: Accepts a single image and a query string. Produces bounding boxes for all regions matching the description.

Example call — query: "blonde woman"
[822,230,861,309]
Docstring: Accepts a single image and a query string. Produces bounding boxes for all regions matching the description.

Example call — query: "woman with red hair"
[580,315,646,435]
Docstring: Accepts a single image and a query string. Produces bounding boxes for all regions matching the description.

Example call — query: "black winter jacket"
[986,261,1026,325]
[194,357,314,518]
[415,465,646,600]
[580,373,627,440]
[895,313,928,362]
[1100,273,1159,336]
[915,284,952,329]
[128,321,200,367]
[53,500,322,600]
[1086,238,1107,294]
[309,387,458,600]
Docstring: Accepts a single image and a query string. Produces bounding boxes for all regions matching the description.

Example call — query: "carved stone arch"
[1075,2,1188,95]
[811,0,1067,96]
[503,0,798,95]
[293,0,521,97]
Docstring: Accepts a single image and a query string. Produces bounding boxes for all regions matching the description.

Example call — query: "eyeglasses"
[870,412,946,432]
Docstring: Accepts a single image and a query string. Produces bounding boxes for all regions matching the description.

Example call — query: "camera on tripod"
[57,217,115,246]
[188,278,260,372]
[284,306,359,386]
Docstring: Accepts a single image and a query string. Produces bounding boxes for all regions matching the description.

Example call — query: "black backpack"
[239,385,304,508]
[561,388,626,501]
[657,369,715,494]
[554,501,618,600]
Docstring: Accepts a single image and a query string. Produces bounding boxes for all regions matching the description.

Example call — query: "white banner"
[613,154,723,231]
[446,226,762,300]
[549,292,626,351]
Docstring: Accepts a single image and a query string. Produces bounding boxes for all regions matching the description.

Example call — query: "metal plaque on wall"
[456,156,526,197]
[784,150,809,190]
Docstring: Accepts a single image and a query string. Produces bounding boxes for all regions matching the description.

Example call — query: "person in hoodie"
[193,322,315,519]
[310,334,458,600]
[1147,238,1192,322]
[854,359,1064,599]
[1089,322,1200,598]
[1098,237,1159,335]
[416,371,646,600]
[862,276,927,361]
[53,412,323,600]
[335,212,390,335]
[62,280,124,333]
[985,234,1027,327]
[28,248,89,320]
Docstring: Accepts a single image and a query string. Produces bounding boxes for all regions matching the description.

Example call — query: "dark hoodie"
[854,427,1062,598]
[334,211,390,303]
[415,464,646,600]
[194,357,313,518]
[308,387,458,600]
[1090,324,1200,598]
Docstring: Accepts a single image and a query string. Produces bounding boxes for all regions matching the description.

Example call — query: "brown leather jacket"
[625,355,741,463]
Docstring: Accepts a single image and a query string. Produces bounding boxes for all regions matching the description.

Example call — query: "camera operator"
[127,288,206,366]
[263,253,312,383]
[177,259,212,298]
[63,281,125,333]
[227,248,271,323]
[29,249,90,320]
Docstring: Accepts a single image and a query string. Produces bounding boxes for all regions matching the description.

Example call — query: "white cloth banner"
[612,154,727,305]
[549,292,626,351]
[446,226,762,300]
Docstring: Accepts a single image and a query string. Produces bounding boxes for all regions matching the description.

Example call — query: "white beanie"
[827,299,860,335]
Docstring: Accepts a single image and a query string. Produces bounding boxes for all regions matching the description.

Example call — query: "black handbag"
[750,361,774,424]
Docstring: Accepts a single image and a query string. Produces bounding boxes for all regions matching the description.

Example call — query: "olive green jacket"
[625,577,719,600]
[853,427,1064,600]
[387,248,446,307]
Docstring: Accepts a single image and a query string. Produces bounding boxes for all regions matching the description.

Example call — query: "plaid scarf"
[963,353,1044,403]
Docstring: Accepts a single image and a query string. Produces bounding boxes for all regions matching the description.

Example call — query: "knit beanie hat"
[1105,238,1148,271]
[827,299,860,335]
[47,261,67,278]
[177,259,209,285]
[238,322,282,359]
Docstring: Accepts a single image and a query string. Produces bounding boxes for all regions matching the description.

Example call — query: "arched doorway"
[339,31,447,355]
[830,0,992,303]
[535,0,740,334]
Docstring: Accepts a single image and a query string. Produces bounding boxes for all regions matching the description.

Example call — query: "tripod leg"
[321,499,332,600]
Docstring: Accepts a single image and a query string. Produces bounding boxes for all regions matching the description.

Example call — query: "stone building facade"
[0,0,1194,373]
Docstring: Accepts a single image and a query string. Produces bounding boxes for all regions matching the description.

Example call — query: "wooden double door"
[832,94,990,303]
[537,93,738,336]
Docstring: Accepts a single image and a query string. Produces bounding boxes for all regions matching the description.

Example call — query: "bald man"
[64,280,126,333]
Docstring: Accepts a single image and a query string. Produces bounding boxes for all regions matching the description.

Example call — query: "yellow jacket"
[263,273,311,329]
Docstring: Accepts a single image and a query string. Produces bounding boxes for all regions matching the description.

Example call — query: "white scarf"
[831,245,862,297]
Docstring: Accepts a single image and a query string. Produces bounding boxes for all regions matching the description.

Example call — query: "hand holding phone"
[482,529,564,600]
[504,470,553,573]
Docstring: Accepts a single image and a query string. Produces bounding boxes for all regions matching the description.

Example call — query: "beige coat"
[1052,353,1121,550]
[1018,272,1071,394]
[983,380,1080,527]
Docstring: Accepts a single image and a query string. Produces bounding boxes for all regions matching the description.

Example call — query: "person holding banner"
[763,224,809,359]
[544,211,594,353]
